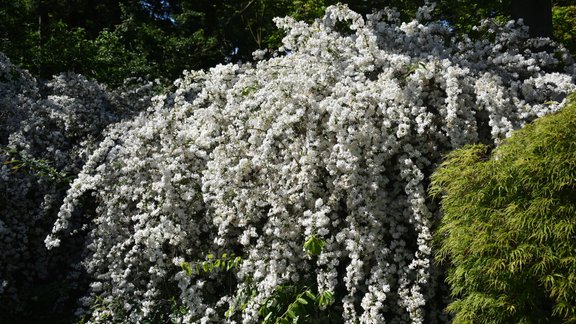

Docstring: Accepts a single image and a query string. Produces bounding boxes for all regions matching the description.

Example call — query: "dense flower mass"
[4,3,575,323]
[0,52,156,316]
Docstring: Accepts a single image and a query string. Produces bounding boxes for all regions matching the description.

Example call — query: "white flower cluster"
[41,4,575,323]
[0,53,38,145]
[0,53,156,310]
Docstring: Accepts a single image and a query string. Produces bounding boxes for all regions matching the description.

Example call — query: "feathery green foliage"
[553,5,576,55]
[431,94,576,323]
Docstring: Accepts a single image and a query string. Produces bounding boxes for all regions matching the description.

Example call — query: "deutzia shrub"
[0,53,156,319]
[45,4,575,323]
[0,53,38,145]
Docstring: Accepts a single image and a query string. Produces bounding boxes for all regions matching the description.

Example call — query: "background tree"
[89,1,223,86]
[2,0,573,88]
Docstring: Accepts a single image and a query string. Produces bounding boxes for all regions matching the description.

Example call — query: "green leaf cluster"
[180,252,242,276]
[431,94,576,323]
[181,238,337,322]
[253,235,336,323]
[1,146,70,184]
[260,286,336,324]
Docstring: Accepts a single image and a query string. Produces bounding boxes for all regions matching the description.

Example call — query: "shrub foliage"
[431,94,576,323]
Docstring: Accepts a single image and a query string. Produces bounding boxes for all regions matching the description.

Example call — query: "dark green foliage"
[226,0,328,58]
[431,94,576,323]
[259,285,337,324]
[433,1,510,35]
[2,0,574,87]
[553,5,576,55]
[34,21,98,81]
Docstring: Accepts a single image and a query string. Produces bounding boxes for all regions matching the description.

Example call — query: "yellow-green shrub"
[431,94,576,323]
[553,5,576,56]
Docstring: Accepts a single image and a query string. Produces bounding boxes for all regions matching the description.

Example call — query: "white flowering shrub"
[0,53,38,145]
[43,4,575,323]
[0,53,156,319]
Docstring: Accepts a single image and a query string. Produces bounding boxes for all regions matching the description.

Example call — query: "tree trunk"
[511,0,553,38]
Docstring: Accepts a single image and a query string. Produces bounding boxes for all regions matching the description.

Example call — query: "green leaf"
[286,307,296,319]
[317,291,334,307]
[305,290,316,300]
[304,235,326,256]
[202,262,210,273]
[225,305,235,318]
[180,261,192,276]
[234,256,242,267]
[278,318,290,324]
